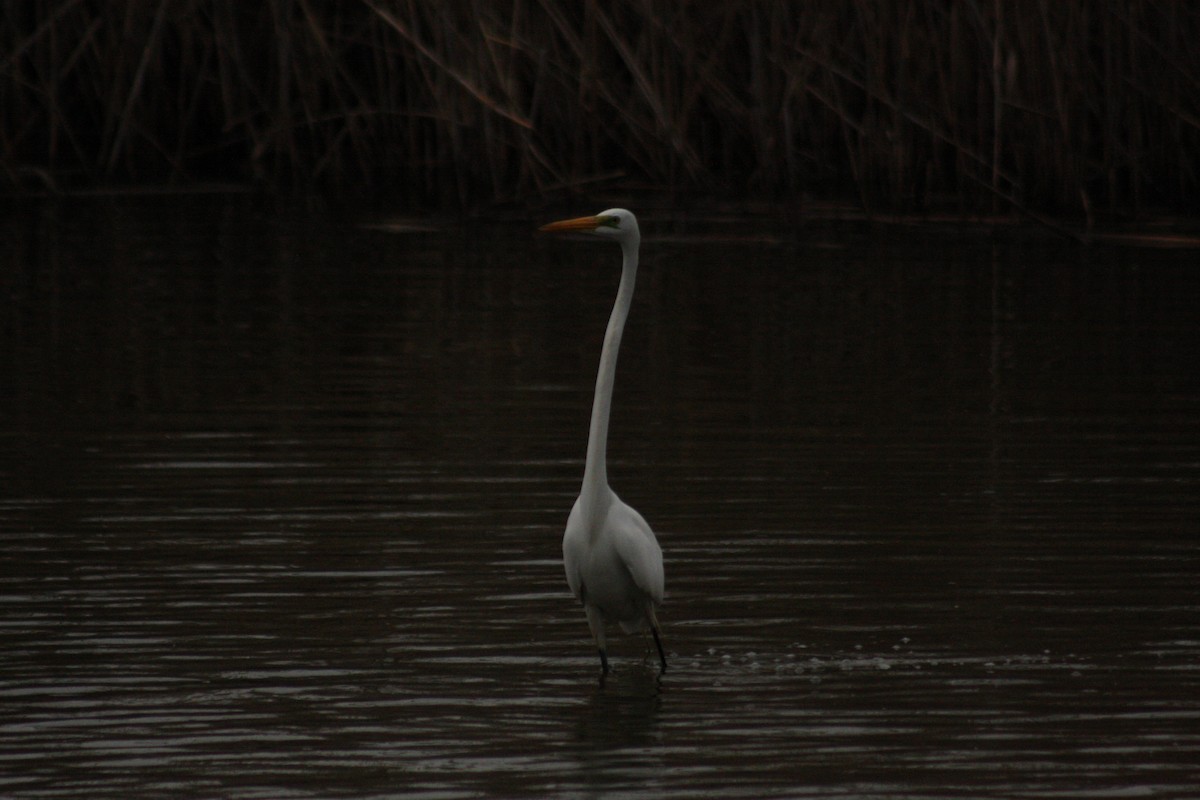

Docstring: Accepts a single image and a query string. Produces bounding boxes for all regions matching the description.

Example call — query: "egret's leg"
[651,625,667,672]
[585,605,609,674]
[647,607,666,672]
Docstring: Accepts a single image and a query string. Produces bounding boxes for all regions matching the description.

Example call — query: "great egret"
[539,209,667,676]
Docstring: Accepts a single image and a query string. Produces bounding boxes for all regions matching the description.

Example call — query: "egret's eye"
[596,215,621,229]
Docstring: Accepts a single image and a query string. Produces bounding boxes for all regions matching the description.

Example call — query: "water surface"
[2,198,1198,798]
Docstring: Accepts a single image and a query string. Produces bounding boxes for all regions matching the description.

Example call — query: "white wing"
[608,493,664,605]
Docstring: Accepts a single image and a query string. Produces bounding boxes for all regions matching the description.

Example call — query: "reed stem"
[1,0,1195,217]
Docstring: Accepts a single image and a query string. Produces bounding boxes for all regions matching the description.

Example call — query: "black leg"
[599,648,610,675]
[651,625,667,672]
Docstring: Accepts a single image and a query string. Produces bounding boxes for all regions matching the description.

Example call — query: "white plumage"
[539,208,667,675]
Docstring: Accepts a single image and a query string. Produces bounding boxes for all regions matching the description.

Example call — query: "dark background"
[2,1,1198,222]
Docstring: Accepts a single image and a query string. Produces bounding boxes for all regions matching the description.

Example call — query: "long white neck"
[580,237,639,511]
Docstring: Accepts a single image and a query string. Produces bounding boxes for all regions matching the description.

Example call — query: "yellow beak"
[538,215,602,233]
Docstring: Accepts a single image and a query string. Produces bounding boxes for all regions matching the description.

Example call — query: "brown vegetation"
[2,1,1197,217]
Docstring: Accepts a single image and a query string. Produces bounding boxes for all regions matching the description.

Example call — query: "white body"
[563,485,664,638]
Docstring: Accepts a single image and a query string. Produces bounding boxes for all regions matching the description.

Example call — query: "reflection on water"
[1,196,1198,798]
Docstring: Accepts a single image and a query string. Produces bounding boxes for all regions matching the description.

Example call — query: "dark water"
[2,197,1198,798]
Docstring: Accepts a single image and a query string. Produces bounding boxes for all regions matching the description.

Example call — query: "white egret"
[539,209,667,676]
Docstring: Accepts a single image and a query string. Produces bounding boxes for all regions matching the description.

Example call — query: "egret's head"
[539,208,640,246]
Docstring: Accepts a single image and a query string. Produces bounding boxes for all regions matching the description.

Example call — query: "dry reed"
[2,0,1197,218]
